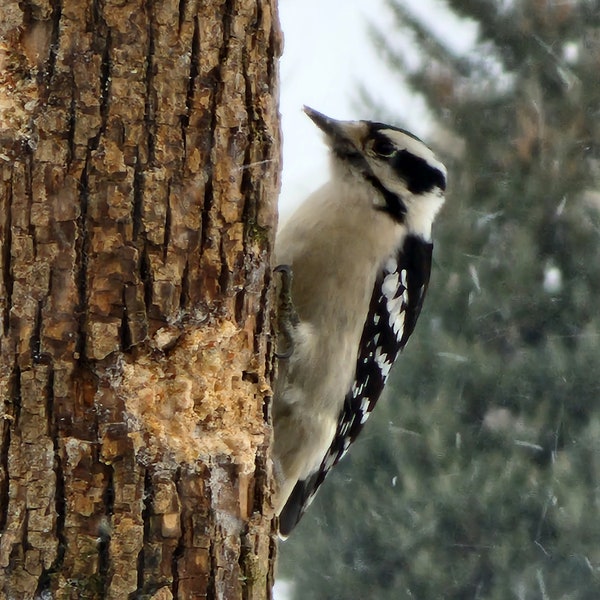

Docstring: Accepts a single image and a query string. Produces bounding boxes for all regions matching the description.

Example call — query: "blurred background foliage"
[279,0,600,597]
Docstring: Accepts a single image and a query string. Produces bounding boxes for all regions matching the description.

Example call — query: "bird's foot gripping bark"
[274,264,299,359]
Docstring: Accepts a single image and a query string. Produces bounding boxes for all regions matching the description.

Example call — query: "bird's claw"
[274,264,299,359]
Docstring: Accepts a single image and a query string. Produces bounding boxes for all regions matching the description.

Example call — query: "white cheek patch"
[404,191,445,240]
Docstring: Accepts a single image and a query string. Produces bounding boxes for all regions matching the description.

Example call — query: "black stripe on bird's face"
[369,130,447,195]
[391,149,447,194]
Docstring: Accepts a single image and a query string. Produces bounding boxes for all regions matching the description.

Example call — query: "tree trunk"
[0,0,282,598]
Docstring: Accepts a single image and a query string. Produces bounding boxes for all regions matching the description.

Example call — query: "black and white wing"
[278,235,433,536]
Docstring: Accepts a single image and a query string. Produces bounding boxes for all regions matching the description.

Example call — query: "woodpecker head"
[303,106,447,239]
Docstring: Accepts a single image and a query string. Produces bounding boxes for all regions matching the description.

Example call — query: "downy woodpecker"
[273,107,447,536]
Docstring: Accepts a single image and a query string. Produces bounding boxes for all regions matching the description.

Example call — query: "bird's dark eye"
[370,137,396,157]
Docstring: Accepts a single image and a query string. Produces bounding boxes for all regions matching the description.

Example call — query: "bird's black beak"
[303,106,363,156]
[303,106,344,138]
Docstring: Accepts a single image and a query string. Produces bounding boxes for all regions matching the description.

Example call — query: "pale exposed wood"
[0,0,282,597]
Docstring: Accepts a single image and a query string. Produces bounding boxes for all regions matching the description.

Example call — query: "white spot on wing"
[386,296,403,319]
[391,314,405,339]
[339,421,351,436]
[360,397,370,413]
[351,381,365,397]
[374,347,393,378]
[382,271,399,298]
[400,269,408,288]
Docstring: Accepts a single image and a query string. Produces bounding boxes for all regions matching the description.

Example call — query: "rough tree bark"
[0,0,282,598]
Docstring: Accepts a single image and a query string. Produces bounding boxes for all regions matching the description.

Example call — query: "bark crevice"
[0,0,281,596]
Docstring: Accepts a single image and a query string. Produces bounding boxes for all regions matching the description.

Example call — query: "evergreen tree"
[280,1,600,598]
